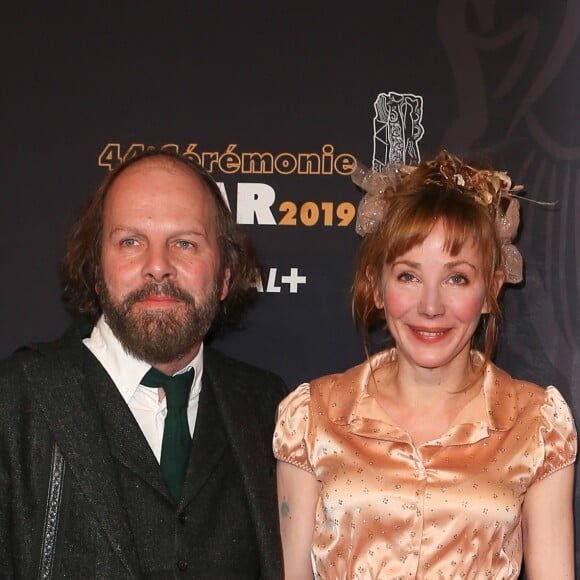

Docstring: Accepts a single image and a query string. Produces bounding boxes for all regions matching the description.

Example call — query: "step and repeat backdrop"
[2,2,579,574]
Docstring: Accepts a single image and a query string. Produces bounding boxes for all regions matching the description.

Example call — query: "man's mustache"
[123,282,195,307]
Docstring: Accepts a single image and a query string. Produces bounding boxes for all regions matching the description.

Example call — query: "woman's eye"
[398,272,417,283]
[449,274,468,285]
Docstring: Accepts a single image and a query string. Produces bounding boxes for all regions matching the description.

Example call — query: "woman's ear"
[482,270,505,314]
[367,266,384,310]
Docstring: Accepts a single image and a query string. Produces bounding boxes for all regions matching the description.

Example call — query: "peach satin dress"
[273,350,576,579]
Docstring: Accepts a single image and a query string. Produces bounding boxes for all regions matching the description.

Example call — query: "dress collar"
[323,349,517,445]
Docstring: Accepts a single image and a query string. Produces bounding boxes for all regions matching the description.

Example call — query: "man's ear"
[94,266,101,295]
[220,268,231,301]
[482,270,505,314]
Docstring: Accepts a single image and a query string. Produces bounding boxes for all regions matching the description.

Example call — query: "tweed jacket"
[0,322,287,579]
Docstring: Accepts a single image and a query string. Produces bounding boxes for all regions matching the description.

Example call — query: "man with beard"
[0,149,288,579]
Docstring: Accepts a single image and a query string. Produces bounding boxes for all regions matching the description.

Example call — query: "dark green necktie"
[141,367,195,502]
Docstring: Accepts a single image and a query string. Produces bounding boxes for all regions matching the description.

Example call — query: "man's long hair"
[61,148,259,333]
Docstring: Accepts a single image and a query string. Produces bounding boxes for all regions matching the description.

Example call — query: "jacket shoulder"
[0,324,85,390]
[203,346,288,396]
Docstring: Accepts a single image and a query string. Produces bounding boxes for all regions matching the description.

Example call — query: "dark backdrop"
[2,2,579,575]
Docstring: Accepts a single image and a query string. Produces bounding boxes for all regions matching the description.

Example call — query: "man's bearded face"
[99,276,221,364]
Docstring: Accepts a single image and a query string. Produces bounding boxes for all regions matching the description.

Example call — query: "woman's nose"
[417,284,445,317]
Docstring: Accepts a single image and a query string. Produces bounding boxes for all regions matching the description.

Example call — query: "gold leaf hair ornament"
[351,150,542,284]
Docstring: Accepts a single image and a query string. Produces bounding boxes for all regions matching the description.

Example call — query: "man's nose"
[142,245,177,282]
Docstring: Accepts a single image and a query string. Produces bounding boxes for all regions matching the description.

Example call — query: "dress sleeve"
[533,386,577,482]
[272,383,314,474]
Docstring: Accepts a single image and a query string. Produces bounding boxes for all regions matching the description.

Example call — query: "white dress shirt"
[83,316,203,462]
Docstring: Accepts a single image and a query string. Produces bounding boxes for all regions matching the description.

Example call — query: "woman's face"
[373,221,498,371]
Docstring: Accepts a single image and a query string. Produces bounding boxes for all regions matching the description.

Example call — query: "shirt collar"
[83,316,204,405]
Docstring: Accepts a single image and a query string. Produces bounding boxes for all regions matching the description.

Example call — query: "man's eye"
[176,240,194,249]
[121,239,138,247]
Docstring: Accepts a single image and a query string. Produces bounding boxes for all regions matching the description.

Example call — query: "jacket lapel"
[200,349,276,525]
[25,326,141,579]
[84,353,171,501]
[179,371,227,507]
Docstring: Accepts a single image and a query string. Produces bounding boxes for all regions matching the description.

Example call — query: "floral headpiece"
[351,150,526,283]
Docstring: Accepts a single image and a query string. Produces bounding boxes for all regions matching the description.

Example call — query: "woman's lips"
[408,326,451,343]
